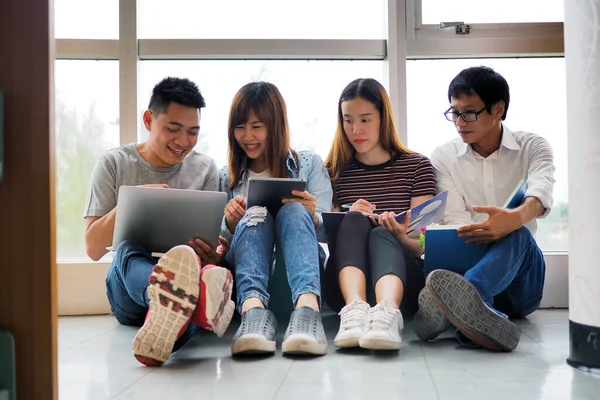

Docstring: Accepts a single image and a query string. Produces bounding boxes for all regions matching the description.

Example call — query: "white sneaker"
[359,301,403,350]
[333,297,370,348]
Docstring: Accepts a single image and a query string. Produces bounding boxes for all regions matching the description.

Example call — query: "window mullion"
[119,0,139,145]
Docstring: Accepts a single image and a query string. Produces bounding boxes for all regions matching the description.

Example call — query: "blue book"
[423,179,527,274]
[423,225,491,275]
[503,179,527,209]
[322,191,448,243]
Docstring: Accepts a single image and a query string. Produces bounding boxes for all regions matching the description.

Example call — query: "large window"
[406,58,568,251]
[54,0,568,262]
[140,61,384,166]
[139,0,386,39]
[421,0,564,24]
[51,0,569,322]
[55,61,120,260]
[54,0,118,39]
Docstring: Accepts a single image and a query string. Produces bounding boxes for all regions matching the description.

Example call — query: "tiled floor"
[58,310,600,400]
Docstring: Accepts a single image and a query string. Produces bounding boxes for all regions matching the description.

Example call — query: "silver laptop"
[111,186,227,255]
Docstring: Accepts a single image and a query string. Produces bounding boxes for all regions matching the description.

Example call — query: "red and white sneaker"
[132,245,200,367]
[191,264,235,337]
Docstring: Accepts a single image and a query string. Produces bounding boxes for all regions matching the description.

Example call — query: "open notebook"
[322,191,448,242]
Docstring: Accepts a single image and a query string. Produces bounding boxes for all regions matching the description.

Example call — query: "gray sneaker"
[426,269,521,352]
[282,307,327,356]
[231,307,277,355]
[413,288,452,342]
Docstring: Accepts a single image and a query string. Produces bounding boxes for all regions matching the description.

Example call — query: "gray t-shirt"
[83,143,219,218]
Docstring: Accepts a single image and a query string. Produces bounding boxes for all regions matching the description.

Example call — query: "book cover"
[322,211,348,243]
[423,225,491,275]
[395,191,448,236]
[323,191,448,243]
[503,179,527,209]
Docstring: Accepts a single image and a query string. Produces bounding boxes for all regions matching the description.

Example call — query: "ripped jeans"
[225,202,322,313]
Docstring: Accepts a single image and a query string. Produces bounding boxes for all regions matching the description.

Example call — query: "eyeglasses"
[444,106,487,122]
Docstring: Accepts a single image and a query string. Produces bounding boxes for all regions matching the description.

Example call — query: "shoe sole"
[426,270,521,352]
[231,333,276,355]
[200,267,235,337]
[333,336,361,348]
[358,337,401,350]
[282,334,327,356]
[132,245,200,366]
[413,289,451,342]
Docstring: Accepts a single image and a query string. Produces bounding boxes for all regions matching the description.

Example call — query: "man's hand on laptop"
[457,205,523,244]
[225,196,247,233]
[187,236,227,265]
[138,183,169,188]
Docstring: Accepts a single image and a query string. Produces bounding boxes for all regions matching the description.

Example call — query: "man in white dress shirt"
[413,66,555,352]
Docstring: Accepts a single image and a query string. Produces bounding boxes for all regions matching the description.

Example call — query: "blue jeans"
[105,240,199,350]
[464,227,546,318]
[226,202,322,313]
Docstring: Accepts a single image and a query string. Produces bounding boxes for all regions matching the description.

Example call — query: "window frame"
[54,0,568,315]
[405,0,564,59]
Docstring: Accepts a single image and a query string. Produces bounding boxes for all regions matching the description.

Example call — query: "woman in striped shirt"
[324,78,437,351]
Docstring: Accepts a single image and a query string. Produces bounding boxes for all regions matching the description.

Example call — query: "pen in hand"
[341,203,379,219]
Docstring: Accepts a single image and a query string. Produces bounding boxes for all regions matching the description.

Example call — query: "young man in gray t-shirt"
[84,77,234,367]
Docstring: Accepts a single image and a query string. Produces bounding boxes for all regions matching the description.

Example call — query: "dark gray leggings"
[323,211,425,319]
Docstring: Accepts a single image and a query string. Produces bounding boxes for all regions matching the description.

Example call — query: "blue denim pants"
[464,227,546,318]
[226,202,322,313]
[105,240,199,350]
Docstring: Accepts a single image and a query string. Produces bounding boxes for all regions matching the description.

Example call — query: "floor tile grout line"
[110,367,156,399]
[59,324,122,355]
[519,329,547,350]
[271,356,295,400]
[420,343,443,400]
[58,343,79,354]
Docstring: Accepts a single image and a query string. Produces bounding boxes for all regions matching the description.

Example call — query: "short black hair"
[448,66,510,120]
[148,77,206,115]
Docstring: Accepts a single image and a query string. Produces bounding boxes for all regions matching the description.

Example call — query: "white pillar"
[565,0,600,372]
